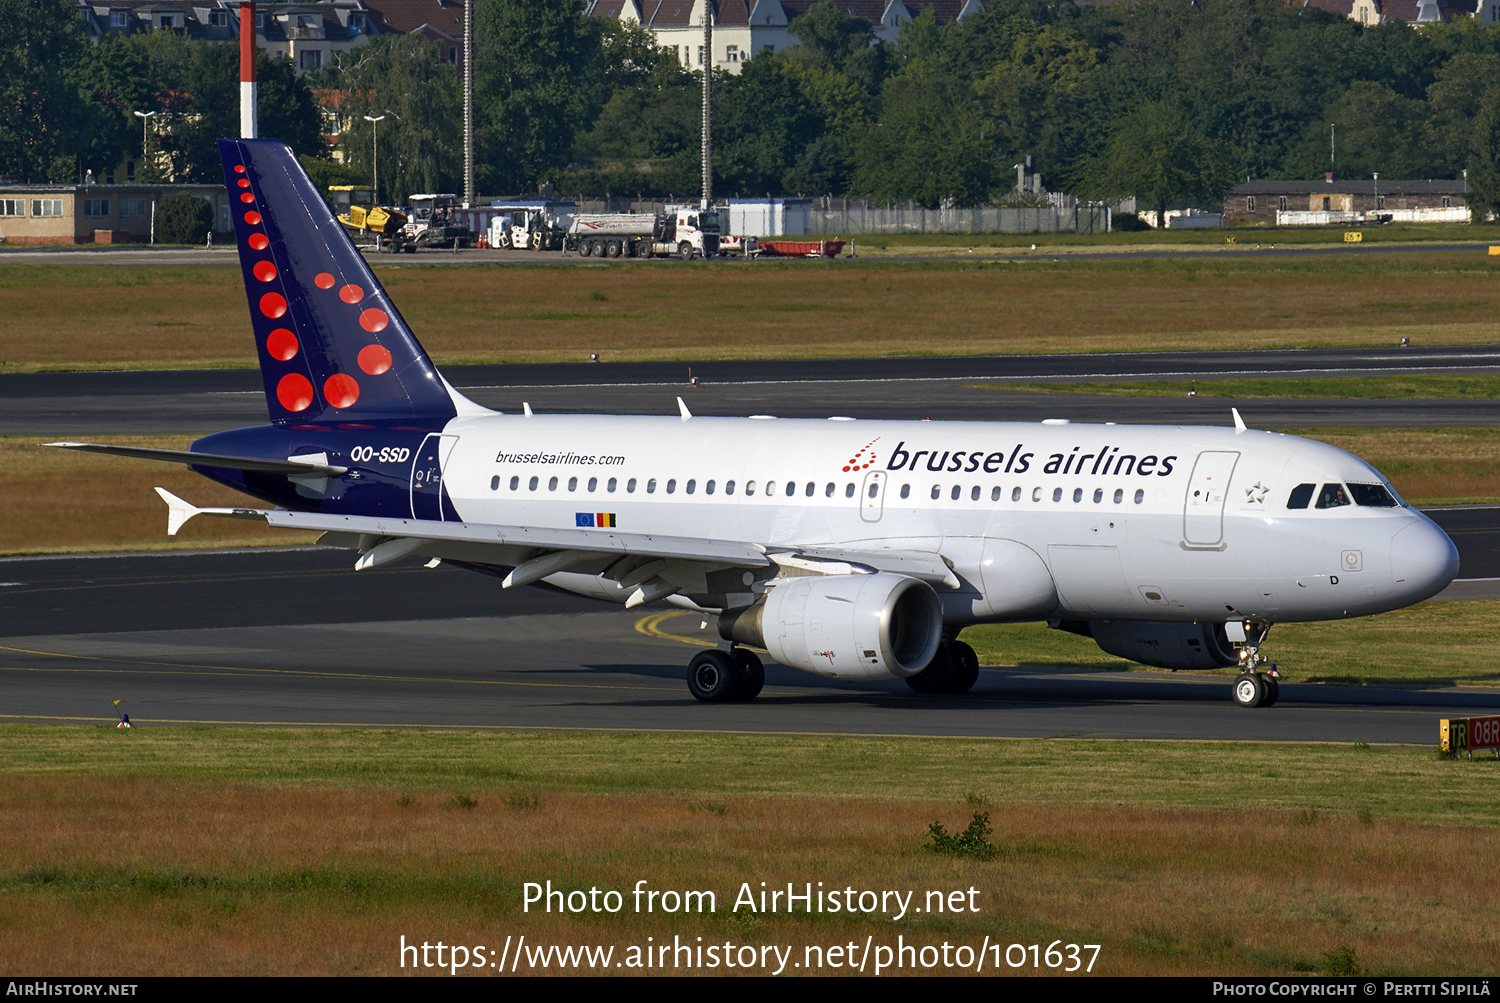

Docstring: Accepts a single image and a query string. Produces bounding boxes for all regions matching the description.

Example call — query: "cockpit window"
[1348,482,1399,508]
[1315,483,1351,509]
[1286,483,1315,509]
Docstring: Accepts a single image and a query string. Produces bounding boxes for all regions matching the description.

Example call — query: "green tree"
[476,0,602,193]
[322,35,461,202]
[0,0,95,181]
[1425,52,1500,178]
[152,190,216,243]
[851,73,1000,206]
[1071,102,1233,226]
[787,2,875,73]
[1465,88,1500,224]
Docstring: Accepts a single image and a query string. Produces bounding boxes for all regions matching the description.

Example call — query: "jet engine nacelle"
[720,572,943,681]
[1088,619,1239,670]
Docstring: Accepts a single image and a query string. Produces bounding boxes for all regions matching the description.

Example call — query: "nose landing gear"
[1231,622,1280,708]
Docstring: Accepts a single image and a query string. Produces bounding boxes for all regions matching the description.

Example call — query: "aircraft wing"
[155,488,768,569]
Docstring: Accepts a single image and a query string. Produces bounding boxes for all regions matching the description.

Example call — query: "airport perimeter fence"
[806,204,1112,235]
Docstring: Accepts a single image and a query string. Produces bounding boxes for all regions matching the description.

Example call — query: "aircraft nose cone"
[1391,517,1459,602]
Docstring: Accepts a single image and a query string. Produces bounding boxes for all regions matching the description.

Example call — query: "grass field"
[1,729,1497,976]
[2,255,1499,372]
[0,436,317,554]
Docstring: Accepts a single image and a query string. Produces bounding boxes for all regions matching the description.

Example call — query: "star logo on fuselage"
[1246,481,1269,504]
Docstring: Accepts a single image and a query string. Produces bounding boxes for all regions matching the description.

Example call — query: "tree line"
[5,0,1500,218]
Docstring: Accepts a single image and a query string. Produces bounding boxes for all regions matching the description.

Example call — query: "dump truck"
[567,206,721,259]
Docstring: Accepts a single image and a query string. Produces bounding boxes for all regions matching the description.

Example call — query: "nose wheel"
[1232,671,1280,708]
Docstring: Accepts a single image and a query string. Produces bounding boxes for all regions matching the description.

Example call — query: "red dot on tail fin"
[276,373,314,412]
[358,344,392,375]
[248,233,269,251]
[244,211,262,225]
[323,373,360,409]
[259,292,287,318]
[266,329,298,361]
[253,261,277,283]
[314,273,334,289]
[359,308,388,333]
[339,284,363,304]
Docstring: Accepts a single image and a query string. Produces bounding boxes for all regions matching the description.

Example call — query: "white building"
[586,0,983,75]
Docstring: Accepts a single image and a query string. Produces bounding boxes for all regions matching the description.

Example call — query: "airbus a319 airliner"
[53,139,1460,708]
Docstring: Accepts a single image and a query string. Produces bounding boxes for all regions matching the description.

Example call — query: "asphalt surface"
[0,240,1495,268]
[5,346,1498,740]
[4,345,1499,435]
[2,549,1497,742]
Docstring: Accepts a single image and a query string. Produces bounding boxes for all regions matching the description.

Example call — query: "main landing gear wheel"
[732,648,764,701]
[947,641,979,693]
[1232,672,1268,709]
[688,650,737,702]
[905,646,953,694]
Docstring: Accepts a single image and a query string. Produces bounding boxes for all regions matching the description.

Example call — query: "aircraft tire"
[947,641,979,693]
[731,649,764,701]
[905,646,953,694]
[688,650,738,702]
[1232,672,1267,708]
[1260,674,1280,707]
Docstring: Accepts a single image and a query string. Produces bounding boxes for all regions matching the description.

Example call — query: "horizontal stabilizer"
[153,487,266,536]
[50,442,347,476]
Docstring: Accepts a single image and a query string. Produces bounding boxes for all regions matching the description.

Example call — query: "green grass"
[961,599,1500,689]
[1,726,1495,823]
[981,374,1500,399]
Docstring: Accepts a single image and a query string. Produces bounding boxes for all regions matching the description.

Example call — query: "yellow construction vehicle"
[327,186,413,252]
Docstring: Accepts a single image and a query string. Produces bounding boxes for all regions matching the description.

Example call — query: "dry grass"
[2,259,1499,371]
[0,436,317,554]
[1,774,1496,976]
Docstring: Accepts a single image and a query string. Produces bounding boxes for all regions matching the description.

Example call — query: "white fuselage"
[423,413,1457,626]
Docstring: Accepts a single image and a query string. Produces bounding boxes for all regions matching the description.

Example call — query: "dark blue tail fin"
[219,138,458,425]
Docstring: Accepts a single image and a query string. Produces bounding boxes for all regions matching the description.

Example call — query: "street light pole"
[133,110,159,179]
[363,114,386,204]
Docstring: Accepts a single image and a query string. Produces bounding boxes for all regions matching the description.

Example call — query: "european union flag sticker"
[576,513,595,527]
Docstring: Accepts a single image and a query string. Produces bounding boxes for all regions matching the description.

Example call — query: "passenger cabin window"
[1287,483,1315,509]
[1316,483,1350,509]
[900,484,910,499]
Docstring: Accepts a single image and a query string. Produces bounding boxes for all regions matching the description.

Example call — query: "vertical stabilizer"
[218,138,459,425]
